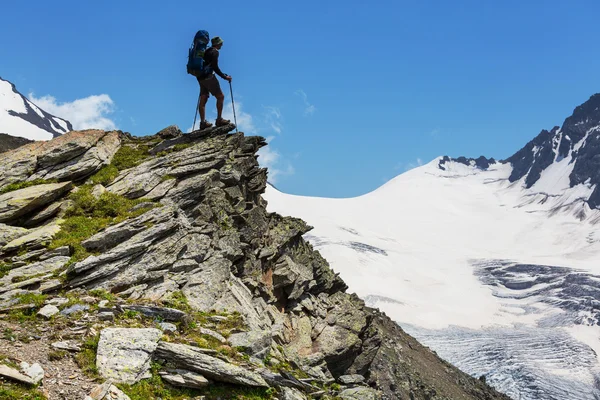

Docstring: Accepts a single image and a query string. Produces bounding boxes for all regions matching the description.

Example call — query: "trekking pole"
[192,90,201,131]
[229,81,238,132]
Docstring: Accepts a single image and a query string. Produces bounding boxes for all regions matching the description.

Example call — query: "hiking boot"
[200,120,213,130]
[215,117,230,127]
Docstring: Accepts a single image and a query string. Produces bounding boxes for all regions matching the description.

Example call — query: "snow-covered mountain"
[0,77,72,142]
[265,94,600,399]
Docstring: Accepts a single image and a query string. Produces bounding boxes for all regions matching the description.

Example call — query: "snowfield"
[265,157,600,399]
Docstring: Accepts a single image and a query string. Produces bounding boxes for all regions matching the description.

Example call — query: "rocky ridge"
[439,93,600,210]
[0,124,510,399]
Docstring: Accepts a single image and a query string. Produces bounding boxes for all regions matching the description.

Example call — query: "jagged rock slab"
[159,369,210,389]
[0,223,28,246]
[155,341,268,387]
[0,364,35,385]
[149,123,236,154]
[338,374,366,385]
[30,130,122,182]
[0,130,120,190]
[0,256,70,289]
[96,328,162,384]
[228,330,272,358]
[199,327,227,343]
[52,341,82,352]
[120,304,187,322]
[1,223,63,253]
[0,182,72,223]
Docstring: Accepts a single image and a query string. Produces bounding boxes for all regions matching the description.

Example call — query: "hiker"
[196,36,232,130]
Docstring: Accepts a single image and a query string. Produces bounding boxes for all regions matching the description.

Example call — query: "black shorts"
[197,74,222,98]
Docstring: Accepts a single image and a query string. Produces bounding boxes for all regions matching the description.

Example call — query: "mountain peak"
[0,76,72,142]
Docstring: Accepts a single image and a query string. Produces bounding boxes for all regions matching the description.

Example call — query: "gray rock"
[96,328,162,384]
[121,304,187,322]
[61,304,90,315]
[98,311,115,321]
[0,256,70,290]
[37,304,59,319]
[0,364,35,385]
[0,223,28,247]
[23,200,64,227]
[159,322,177,333]
[0,182,72,223]
[228,330,272,358]
[2,223,63,253]
[39,246,70,260]
[339,387,380,400]
[91,184,106,198]
[159,369,210,389]
[31,131,121,182]
[52,341,81,352]
[338,374,366,385]
[156,125,182,139]
[103,385,131,400]
[200,327,227,343]
[87,381,131,400]
[155,341,268,387]
[11,249,46,262]
[281,387,308,400]
[98,300,110,308]
[46,297,69,307]
[20,362,44,384]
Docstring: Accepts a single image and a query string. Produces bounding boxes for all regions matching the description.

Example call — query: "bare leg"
[199,95,209,122]
[216,93,225,120]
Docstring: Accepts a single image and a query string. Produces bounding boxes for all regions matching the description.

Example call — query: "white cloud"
[217,95,256,134]
[263,106,282,134]
[28,93,117,130]
[294,89,316,116]
[257,136,294,184]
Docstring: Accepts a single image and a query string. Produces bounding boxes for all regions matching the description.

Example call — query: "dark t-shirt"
[202,47,227,80]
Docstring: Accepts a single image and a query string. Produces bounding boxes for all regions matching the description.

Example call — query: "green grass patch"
[89,165,119,186]
[0,354,19,369]
[0,384,46,400]
[48,350,68,361]
[16,293,47,308]
[0,179,58,195]
[119,363,276,400]
[162,291,192,313]
[49,185,156,264]
[75,333,100,378]
[89,288,117,302]
[112,145,151,170]
[0,263,12,279]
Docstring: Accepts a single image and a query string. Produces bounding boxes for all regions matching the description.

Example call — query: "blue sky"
[2,0,599,197]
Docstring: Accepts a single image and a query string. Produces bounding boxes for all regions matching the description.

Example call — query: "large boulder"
[155,341,268,387]
[96,328,162,384]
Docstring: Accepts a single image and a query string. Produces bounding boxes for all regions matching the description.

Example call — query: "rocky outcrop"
[0,133,32,153]
[156,341,268,387]
[0,182,72,223]
[0,125,511,399]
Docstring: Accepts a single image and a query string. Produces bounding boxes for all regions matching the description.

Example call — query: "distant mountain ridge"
[265,92,600,399]
[439,93,600,212]
[0,77,72,144]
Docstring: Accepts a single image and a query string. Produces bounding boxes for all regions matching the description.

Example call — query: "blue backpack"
[187,30,212,77]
